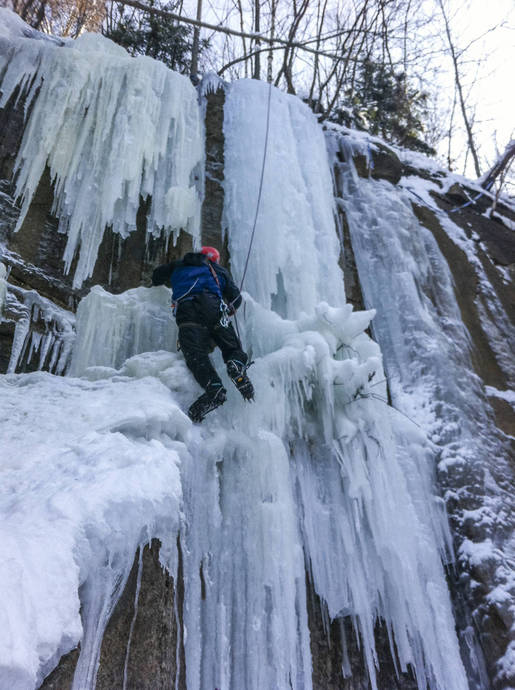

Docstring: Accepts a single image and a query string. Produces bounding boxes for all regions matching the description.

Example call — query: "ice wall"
[0,9,203,287]
[216,80,468,690]
[223,79,344,317]
[0,24,471,689]
[70,285,176,374]
[330,127,515,683]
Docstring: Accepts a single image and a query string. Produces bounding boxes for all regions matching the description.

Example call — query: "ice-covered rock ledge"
[0,352,189,689]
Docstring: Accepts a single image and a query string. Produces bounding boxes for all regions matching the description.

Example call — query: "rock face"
[39,540,185,690]
[95,539,186,690]
[1,47,514,690]
[201,84,227,261]
[351,141,403,185]
[411,197,515,689]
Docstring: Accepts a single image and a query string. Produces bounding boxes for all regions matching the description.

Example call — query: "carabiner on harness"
[219,301,230,328]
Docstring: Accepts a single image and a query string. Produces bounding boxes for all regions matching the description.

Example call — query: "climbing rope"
[340,387,425,433]
[232,33,275,342]
[238,49,275,294]
[406,179,495,215]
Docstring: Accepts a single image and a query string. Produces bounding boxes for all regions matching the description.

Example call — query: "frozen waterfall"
[0,19,470,690]
[329,127,515,684]
[0,18,203,287]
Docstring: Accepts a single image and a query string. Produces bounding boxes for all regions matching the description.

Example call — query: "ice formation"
[215,80,468,689]
[0,20,475,690]
[329,125,515,683]
[70,285,176,374]
[0,10,203,287]
[0,364,185,689]
[1,280,75,374]
[223,80,344,317]
[0,262,6,314]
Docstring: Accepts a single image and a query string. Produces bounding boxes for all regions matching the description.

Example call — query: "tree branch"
[113,0,347,61]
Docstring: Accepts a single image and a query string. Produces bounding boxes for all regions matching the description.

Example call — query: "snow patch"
[486,385,515,406]
[0,367,185,689]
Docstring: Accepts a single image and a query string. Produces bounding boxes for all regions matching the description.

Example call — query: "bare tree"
[481,139,515,193]
[7,0,105,36]
[252,0,260,79]
[190,0,203,80]
[306,0,327,108]
[436,0,481,176]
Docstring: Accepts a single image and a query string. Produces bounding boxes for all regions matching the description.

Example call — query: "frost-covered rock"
[1,281,75,374]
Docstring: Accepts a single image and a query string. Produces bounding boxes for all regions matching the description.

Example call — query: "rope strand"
[238,78,274,294]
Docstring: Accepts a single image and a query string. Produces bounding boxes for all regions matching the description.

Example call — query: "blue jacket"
[152,253,242,310]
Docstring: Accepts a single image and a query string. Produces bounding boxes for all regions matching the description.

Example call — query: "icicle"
[0,263,7,317]
[7,314,30,373]
[72,550,135,690]
[0,25,203,287]
[5,285,75,374]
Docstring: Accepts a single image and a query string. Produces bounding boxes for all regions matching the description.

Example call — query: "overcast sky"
[436,0,514,172]
[182,0,513,176]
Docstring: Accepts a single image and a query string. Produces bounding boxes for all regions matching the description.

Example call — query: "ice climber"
[152,246,254,422]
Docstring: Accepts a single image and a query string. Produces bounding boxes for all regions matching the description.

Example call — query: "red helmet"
[201,246,220,263]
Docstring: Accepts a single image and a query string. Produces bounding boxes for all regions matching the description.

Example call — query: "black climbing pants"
[176,292,247,391]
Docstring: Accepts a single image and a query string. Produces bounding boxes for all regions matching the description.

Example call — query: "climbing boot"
[188,383,227,423]
[227,360,254,401]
